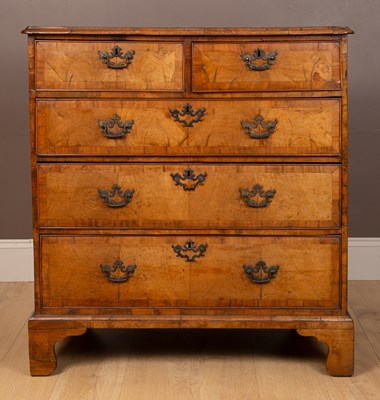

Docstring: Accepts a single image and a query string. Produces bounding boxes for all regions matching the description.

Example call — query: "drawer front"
[37,99,341,156]
[192,42,341,92]
[35,41,184,91]
[41,235,340,309]
[37,164,340,229]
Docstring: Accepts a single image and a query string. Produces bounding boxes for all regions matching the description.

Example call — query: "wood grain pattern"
[35,41,184,91]
[26,313,354,376]
[30,89,345,99]
[37,163,341,229]
[28,324,87,376]
[40,235,340,309]
[193,42,341,92]
[297,326,354,376]
[36,98,341,156]
[340,36,349,314]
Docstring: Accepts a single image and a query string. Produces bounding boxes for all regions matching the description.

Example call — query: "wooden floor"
[0,282,379,399]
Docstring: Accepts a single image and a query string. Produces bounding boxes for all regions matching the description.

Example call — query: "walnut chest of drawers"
[23,26,354,376]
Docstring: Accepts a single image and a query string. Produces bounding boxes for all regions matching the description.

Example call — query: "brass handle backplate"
[243,260,279,284]
[240,184,276,208]
[171,168,207,191]
[100,259,136,283]
[169,103,206,127]
[172,239,208,262]
[97,46,135,69]
[98,114,134,139]
[241,115,278,139]
[240,48,278,71]
[98,184,135,208]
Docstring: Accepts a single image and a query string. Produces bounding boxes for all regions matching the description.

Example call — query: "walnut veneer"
[23,26,354,376]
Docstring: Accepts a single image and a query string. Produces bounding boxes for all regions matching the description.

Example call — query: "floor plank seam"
[0,310,32,366]
[349,300,380,365]
[116,329,135,400]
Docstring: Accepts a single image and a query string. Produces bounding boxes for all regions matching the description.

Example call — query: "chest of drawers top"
[24,26,352,94]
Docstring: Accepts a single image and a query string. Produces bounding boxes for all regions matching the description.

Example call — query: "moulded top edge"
[21,26,354,36]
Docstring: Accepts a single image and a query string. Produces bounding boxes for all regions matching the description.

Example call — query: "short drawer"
[35,41,184,91]
[192,42,341,92]
[37,98,341,156]
[41,235,340,309]
[37,164,340,229]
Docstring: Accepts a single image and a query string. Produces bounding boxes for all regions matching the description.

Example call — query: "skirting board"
[347,238,380,280]
[0,238,379,281]
[0,240,34,282]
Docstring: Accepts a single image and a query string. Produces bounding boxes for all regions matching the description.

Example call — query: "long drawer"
[36,99,341,156]
[41,235,340,309]
[35,41,184,91]
[192,41,341,92]
[37,164,340,229]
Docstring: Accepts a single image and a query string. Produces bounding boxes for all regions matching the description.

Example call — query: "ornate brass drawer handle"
[169,103,206,127]
[243,261,279,284]
[100,259,136,283]
[241,115,278,139]
[98,114,134,139]
[240,48,278,71]
[97,45,135,69]
[172,239,208,262]
[171,168,207,191]
[240,184,276,208]
[98,184,135,208]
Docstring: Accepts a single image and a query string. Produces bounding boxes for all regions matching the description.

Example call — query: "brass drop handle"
[169,103,206,127]
[240,184,276,208]
[98,114,134,139]
[98,184,135,208]
[240,48,278,71]
[100,259,136,283]
[172,239,208,262]
[243,260,279,284]
[241,115,278,139]
[171,168,207,191]
[97,45,135,69]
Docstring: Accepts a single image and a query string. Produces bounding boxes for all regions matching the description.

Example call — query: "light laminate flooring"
[0,281,379,400]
